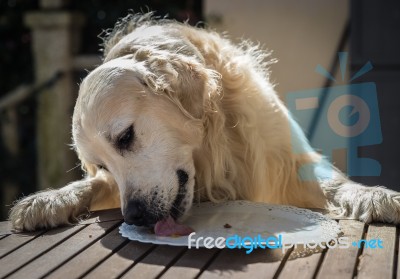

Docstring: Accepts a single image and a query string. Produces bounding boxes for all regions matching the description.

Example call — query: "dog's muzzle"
[124,169,189,226]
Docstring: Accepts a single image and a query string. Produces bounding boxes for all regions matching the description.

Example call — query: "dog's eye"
[116,125,134,151]
[97,164,108,171]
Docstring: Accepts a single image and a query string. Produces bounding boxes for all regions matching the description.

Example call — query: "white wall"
[204,0,349,96]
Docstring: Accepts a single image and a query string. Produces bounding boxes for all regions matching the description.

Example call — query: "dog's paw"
[9,191,71,232]
[329,184,400,224]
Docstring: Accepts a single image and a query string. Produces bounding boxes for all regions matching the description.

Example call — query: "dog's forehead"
[80,58,143,97]
[78,58,145,111]
[73,58,148,140]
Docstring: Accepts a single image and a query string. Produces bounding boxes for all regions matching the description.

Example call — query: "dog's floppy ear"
[134,48,220,119]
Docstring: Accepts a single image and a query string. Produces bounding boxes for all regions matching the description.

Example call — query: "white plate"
[119,200,341,247]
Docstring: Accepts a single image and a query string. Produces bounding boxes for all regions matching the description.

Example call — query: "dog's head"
[73,43,220,226]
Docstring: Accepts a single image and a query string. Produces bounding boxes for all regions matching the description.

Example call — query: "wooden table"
[0,209,397,279]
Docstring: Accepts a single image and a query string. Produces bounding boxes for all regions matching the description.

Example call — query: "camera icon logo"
[286,53,382,180]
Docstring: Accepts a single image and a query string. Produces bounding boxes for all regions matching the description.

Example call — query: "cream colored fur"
[10,13,400,231]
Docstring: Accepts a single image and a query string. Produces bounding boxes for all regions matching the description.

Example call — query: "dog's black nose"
[124,200,147,226]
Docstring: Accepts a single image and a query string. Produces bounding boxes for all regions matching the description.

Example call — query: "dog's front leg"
[322,170,400,224]
[9,171,119,231]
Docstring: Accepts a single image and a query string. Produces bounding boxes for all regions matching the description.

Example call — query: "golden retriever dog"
[10,13,400,231]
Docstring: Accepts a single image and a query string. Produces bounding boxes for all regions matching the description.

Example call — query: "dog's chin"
[168,169,194,221]
[170,195,193,222]
[169,189,193,222]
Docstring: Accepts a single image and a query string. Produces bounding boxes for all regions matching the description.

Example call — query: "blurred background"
[1,0,399,220]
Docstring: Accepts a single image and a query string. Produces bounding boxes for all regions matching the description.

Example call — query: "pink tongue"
[154,216,194,236]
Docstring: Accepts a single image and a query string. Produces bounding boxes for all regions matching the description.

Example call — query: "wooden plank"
[46,226,127,278]
[79,208,123,225]
[161,248,220,279]
[199,247,287,279]
[0,230,44,259]
[278,248,322,279]
[357,223,396,279]
[0,225,84,278]
[397,227,400,279]
[121,245,187,278]
[315,220,365,279]
[7,220,119,279]
[0,221,12,236]
[84,241,155,279]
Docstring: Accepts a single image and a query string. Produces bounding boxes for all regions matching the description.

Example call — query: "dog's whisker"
[66,164,81,173]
